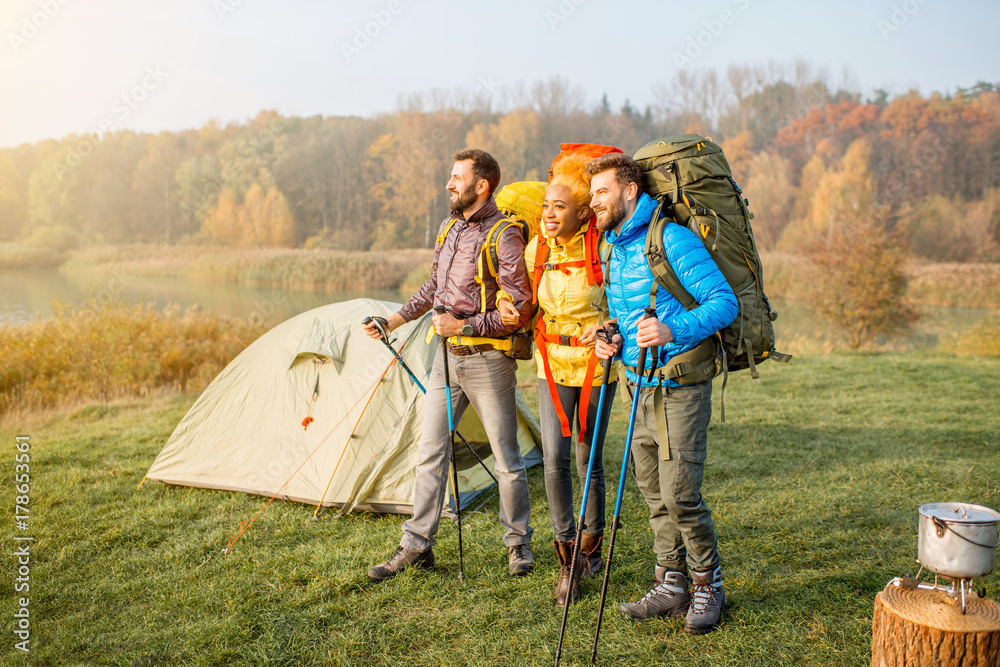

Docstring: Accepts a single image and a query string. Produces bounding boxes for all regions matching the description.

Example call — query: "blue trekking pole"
[591,308,655,664]
[363,316,498,487]
[433,305,465,583]
[555,322,618,667]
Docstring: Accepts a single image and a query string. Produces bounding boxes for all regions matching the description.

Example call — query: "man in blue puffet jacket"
[589,152,737,635]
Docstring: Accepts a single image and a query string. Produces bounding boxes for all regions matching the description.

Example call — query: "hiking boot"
[553,540,581,606]
[579,532,603,579]
[367,546,434,582]
[507,543,534,576]
[684,566,726,634]
[619,566,690,621]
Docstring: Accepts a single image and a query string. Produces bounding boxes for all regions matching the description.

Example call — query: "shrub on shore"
[0,297,266,414]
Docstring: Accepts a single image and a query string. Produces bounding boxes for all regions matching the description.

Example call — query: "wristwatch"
[460,321,475,337]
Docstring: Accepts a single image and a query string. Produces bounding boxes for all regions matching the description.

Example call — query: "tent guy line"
[311,349,403,519]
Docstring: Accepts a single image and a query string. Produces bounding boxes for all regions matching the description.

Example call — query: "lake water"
[0,268,990,352]
[0,268,403,326]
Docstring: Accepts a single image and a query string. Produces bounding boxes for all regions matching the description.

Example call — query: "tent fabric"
[145,298,542,514]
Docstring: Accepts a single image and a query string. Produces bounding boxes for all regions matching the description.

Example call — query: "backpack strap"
[484,218,526,278]
[644,212,727,421]
[477,217,524,313]
[583,222,603,287]
[532,234,548,305]
[535,318,600,443]
[644,212,698,313]
[600,237,614,292]
[436,218,459,248]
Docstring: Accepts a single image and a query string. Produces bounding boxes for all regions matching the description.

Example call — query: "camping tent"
[144,298,542,514]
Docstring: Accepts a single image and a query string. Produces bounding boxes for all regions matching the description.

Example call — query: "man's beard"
[450,182,478,213]
[595,194,627,232]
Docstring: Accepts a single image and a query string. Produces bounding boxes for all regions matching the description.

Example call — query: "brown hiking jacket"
[398,198,533,338]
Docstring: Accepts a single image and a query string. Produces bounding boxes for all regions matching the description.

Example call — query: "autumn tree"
[132,131,191,243]
[465,109,543,181]
[176,154,223,237]
[367,111,466,249]
[202,190,240,245]
[0,154,30,241]
[743,150,796,250]
[2,73,998,259]
[201,184,295,248]
[272,115,383,249]
[801,138,918,348]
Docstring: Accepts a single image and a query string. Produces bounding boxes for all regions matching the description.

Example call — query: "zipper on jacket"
[440,221,465,313]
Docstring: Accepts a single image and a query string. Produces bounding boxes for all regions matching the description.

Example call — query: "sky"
[1,0,997,148]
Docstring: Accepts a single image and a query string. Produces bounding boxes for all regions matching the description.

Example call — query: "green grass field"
[2,353,998,666]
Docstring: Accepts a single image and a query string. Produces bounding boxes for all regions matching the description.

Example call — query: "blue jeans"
[400,348,533,551]
[539,379,617,542]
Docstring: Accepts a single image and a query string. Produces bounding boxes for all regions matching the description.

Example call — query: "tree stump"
[872,583,1000,666]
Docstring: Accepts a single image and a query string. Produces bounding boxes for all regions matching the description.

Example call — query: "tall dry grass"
[64,245,434,292]
[0,296,266,415]
[0,243,65,269]
[906,262,1000,307]
[762,253,1000,308]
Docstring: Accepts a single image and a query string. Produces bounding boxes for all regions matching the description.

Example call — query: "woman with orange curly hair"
[500,150,620,605]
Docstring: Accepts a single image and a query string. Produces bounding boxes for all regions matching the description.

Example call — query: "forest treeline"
[1,65,998,262]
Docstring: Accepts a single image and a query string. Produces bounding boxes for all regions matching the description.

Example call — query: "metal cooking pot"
[917,502,1000,580]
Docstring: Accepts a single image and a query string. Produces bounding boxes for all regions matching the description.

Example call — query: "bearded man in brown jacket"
[364,148,536,579]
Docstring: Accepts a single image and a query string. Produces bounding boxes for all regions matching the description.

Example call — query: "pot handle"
[932,515,1000,549]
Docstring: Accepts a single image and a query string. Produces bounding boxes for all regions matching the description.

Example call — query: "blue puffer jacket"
[605,193,738,387]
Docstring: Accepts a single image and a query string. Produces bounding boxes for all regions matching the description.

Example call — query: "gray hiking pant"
[626,379,719,575]
[400,348,533,552]
[539,380,617,542]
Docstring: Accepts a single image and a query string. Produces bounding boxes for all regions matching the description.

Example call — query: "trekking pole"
[433,305,465,583]
[363,316,498,487]
[591,308,655,665]
[555,322,617,667]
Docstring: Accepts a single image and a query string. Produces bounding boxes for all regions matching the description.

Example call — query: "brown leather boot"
[553,540,580,606]
[579,532,604,579]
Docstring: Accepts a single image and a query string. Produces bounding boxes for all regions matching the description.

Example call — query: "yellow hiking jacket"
[524,221,620,387]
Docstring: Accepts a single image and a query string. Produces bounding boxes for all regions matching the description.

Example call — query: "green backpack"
[634,135,791,398]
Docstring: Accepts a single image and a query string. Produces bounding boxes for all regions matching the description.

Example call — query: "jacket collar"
[604,193,657,246]
[453,197,499,224]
